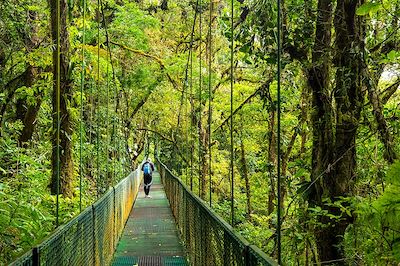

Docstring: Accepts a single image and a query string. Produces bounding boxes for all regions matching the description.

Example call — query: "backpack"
[143,163,152,175]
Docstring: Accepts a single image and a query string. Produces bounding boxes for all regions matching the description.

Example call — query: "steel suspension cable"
[230,0,235,227]
[112,71,117,182]
[198,1,203,197]
[208,0,213,207]
[186,0,200,192]
[190,49,194,190]
[96,0,101,196]
[79,0,86,213]
[99,0,118,185]
[180,0,199,183]
[277,0,282,262]
[185,76,189,185]
[55,0,61,227]
[106,56,109,185]
[100,0,110,186]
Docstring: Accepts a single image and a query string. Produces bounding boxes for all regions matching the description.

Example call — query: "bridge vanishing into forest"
[11,159,278,266]
[8,0,286,263]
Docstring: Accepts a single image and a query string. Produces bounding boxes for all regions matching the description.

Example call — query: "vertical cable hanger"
[182,7,198,183]
[190,44,194,191]
[208,0,213,207]
[106,55,109,185]
[113,85,117,183]
[187,76,191,186]
[99,0,117,185]
[198,0,203,197]
[230,0,234,227]
[55,0,61,228]
[277,0,282,262]
[99,0,110,186]
[79,0,86,213]
[96,0,101,196]
[99,0,112,185]
[186,0,201,192]
[185,76,189,185]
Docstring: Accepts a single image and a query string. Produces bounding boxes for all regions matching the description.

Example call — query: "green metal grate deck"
[112,171,187,266]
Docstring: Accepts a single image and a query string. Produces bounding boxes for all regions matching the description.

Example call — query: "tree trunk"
[323,1,363,261]
[267,107,276,215]
[308,0,364,262]
[365,75,397,163]
[307,0,335,262]
[239,137,252,219]
[49,0,74,197]
[307,0,334,205]
[17,87,43,145]
[0,73,26,131]
[299,84,309,156]
[17,11,43,145]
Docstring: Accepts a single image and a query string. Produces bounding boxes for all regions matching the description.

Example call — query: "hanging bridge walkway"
[112,171,186,265]
[11,160,277,266]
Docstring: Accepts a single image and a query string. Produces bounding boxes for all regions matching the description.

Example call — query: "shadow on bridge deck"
[112,171,187,266]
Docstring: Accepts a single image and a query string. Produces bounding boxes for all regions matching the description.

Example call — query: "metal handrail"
[156,158,278,266]
[10,167,142,266]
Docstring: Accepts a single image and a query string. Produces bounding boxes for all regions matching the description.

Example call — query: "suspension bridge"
[11,160,277,266]
[9,0,284,263]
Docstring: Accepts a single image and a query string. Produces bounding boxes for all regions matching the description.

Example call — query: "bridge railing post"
[112,186,116,251]
[244,244,251,266]
[91,204,96,266]
[32,247,39,266]
[223,231,230,266]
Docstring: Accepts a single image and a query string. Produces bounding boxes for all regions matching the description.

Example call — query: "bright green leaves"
[386,160,400,185]
[380,50,400,64]
[353,161,400,263]
[110,3,159,51]
[356,2,382,16]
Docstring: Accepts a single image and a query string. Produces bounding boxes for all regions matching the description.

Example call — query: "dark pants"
[144,173,152,195]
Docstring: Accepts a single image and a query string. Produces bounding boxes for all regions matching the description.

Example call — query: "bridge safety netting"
[10,168,142,266]
[156,159,277,266]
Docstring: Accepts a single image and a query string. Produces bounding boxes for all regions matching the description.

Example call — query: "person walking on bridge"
[141,158,155,198]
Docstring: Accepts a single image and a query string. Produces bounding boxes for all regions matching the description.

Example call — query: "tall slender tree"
[49,0,74,197]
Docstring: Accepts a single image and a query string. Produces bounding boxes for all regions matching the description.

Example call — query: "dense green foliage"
[0,0,399,264]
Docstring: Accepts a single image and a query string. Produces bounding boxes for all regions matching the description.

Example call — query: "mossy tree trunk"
[49,0,74,197]
[16,10,43,146]
[308,0,365,263]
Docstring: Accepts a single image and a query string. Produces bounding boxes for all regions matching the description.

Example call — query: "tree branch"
[135,127,189,165]
[381,79,400,105]
[109,41,180,90]
[213,79,272,133]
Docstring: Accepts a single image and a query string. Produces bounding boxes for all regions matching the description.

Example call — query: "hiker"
[141,158,155,198]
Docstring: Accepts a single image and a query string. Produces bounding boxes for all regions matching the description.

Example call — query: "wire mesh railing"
[10,167,142,266]
[156,159,278,266]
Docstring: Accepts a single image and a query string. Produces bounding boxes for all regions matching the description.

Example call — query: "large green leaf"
[356,2,382,16]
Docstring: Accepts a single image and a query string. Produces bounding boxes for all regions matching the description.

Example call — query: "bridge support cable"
[207,0,213,208]
[180,0,200,188]
[99,0,122,184]
[99,0,121,188]
[230,0,235,227]
[55,0,61,227]
[96,0,101,197]
[276,0,282,263]
[198,0,203,197]
[156,159,278,266]
[106,56,110,184]
[79,0,87,213]
[190,47,194,191]
[188,1,199,191]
